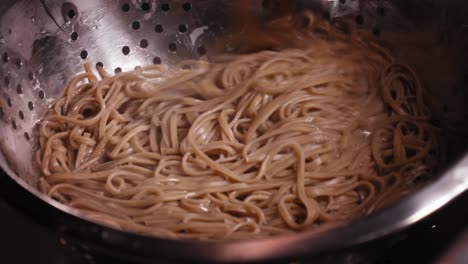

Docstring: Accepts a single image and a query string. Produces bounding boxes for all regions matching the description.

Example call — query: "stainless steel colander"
[1,0,468,263]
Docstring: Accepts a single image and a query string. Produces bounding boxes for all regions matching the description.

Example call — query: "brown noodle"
[36,14,441,240]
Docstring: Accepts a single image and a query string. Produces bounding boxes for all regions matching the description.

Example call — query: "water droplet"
[30,17,36,22]
[18,41,23,47]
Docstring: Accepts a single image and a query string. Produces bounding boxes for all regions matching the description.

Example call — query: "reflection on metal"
[437,228,468,264]
[0,0,467,262]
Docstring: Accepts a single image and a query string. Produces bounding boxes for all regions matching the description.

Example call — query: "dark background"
[0,192,467,264]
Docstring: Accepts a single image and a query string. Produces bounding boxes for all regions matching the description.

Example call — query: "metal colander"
[0,0,468,263]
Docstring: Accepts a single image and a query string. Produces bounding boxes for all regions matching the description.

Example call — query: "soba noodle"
[36,14,440,240]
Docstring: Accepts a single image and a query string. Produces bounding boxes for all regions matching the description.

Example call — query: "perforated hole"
[114,67,122,74]
[452,85,460,96]
[71,32,79,41]
[155,24,163,33]
[182,2,191,11]
[140,39,149,48]
[38,90,45,99]
[161,3,170,12]
[80,50,88,59]
[355,15,364,25]
[11,120,16,130]
[16,84,23,94]
[96,62,103,68]
[179,24,188,33]
[122,46,130,55]
[4,76,10,86]
[24,132,30,141]
[132,21,141,30]
[19,111,24,120]
[378,6,386,16]
[2,52,8,63]
[28,101,34,111]
[122,3,130,12]
[153,57,161,64]
[67,9,76,19]
[141,2,151,11]
[168,43,177,52]
[197,46,206,56]
[15,58,22,68]
[28,72,34,80]
[373,28,381,37]
[7,98,12,107]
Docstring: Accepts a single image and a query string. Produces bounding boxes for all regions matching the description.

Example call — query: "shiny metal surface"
[437,228,468,264]
[0,0,468,262]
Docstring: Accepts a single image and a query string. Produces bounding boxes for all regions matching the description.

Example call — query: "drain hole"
[28,101,34,110]
[2,52,9,63]
[197,46,206,56]
[443,104,449,113]
[169,43,177,52]
[161,3,170,11]
[355,15,364,25]
[19,111,24,120]
[140,39,149,48]
[4,76,10,86]
[7,98,12,107]
[114,67,122,74]
[67,9,76,19]
[24,132,30,141]
[452,85,460,96]
[80,50,88,59]
[15,58,22,69]
[141,2,151,11]
[378,6,386,16]
[122,3,130,12]
[16,84,23,94]
[179,24,188,33]
[155,24,164,33]
[96,62,104,68]
[373,28,381,37]
[11,120,16,130]
[153,57,162,64]
[132,21,141,30]
[122,46,130,55]
[182,2,191,11]
[38,90,45,99]
[71,32,79,41]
